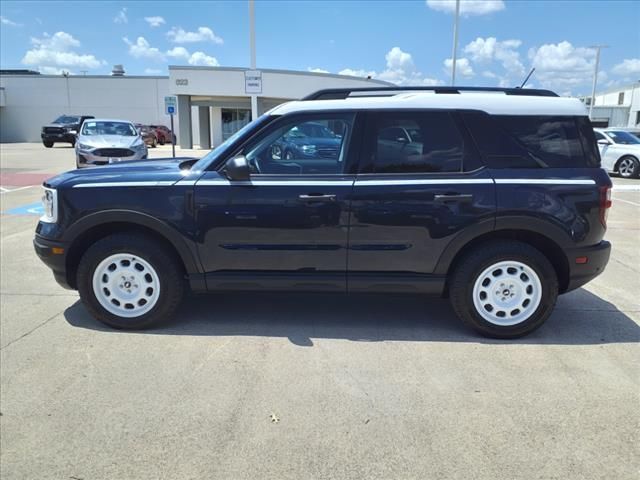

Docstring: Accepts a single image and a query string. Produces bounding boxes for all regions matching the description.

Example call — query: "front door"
[348,110,496,293]
[194,112,357,291]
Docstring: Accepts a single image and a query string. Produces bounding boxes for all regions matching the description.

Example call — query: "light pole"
[451,0,460,86]
[249,0,258,121]
[589,45,608,118]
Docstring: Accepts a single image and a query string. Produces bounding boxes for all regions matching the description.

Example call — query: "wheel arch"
[439,228,570,295]
[63,210,201,289]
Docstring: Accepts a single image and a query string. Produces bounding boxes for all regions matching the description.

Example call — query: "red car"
[149,125,175,145]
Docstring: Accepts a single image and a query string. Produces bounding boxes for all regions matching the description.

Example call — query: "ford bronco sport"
[34,86,612,338]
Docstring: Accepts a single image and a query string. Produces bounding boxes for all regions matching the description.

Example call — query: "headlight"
[133,141,146,150]
[68,129,77,135]
[40,187,58,223]
[301,145,317,154]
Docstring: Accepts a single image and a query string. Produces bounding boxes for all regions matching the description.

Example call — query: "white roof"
[270,92,588,117]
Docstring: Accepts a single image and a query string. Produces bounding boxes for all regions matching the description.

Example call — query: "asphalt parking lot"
[1,142,639,479]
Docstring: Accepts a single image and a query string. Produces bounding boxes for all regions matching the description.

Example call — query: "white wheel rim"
[472,260,542,326]
[619,158,634,175]
[92,253,160,318]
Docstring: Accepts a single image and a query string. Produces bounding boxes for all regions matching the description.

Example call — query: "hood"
[44,157,199,189]
[78,135,142,148]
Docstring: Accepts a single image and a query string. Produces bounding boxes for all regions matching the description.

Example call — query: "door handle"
[434,193,474,203]
[298,194,336,202]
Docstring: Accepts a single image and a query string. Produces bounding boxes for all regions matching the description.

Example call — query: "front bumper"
[33,235,73,289]
[564,240,611,292]
[42,132,76,143]
[76,148,148,168]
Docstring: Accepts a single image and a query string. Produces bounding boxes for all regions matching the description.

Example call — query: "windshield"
[81,121,138,137]
[191,115,275,172]
[606,131,640,145]
[53,115,79,124]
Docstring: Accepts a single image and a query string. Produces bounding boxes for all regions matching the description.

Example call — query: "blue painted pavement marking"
[3,202,44,216]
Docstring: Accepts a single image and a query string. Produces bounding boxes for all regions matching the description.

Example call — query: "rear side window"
[496,115,590,168]
[463,112,599,168]
[362,111,465,173]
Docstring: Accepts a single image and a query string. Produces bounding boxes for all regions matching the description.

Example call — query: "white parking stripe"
[612,184,640,192]
[613,196,640,207]
[0,185,36,194]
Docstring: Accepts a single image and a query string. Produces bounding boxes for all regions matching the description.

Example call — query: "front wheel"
[77,234,184,329]
[43,141,53,148]
[448,241,558,338]
[618,156,639,178]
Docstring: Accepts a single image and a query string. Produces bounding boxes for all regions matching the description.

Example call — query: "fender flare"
[63,209,202,274]
[434,215,571,276]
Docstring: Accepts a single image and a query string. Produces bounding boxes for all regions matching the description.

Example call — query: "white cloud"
[464,37,525,76]
[443,57,475,78]
[144,68,163,74]
[123,36,165,62]
[1,16,22,27]
[114,7,128,24]
[187,51,219,66]
[167,26,223,44]
[340,47,443,86]
[612,58,640,77]
[482,70,498,79]
[22,31,105,71]
[307,67,330,74]
[144,16,165,27]
[527,41,595,92]
[426,0,505,16]
[166,46,190,60]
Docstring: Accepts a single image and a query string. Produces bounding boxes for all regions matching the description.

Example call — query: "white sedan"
[594,128,640,178]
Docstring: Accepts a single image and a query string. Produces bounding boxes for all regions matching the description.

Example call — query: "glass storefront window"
[222,108,252,141]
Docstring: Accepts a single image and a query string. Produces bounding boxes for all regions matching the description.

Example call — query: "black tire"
[77,233,184,329]
[448,240,558,338]
[151,137,157,148]
[43,141,53,148]
[617,156,639,179]
[158,136,166,146]
[69,138,76,148]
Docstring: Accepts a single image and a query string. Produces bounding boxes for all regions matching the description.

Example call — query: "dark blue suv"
[34,87,612,338]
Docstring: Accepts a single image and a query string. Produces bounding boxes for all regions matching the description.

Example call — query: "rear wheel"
[158,135,165,146]
[151,136,157,148]
[43,141,53,148]
[77,233,184,329]
[449,241,558,338]
[617,156,639,178]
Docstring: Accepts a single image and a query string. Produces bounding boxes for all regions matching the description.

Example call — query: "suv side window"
[242,114,354,175]
[362,111,464,174]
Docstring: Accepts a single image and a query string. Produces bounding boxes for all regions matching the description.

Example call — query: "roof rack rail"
[302,86,559,101]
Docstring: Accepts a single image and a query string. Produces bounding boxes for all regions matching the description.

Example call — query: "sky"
[1,0,639,96]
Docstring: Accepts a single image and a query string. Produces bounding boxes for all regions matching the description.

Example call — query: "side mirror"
[597,139,611,146]
[224,155,250,181]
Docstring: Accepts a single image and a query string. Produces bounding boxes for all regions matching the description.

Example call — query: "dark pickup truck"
[41,115,94,147]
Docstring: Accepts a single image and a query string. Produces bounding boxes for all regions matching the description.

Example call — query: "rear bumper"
[33,235,73,289]
[564,240,611,293]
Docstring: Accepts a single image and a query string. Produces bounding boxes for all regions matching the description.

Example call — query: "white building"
[581,82,640,128]
[0,67,389,146]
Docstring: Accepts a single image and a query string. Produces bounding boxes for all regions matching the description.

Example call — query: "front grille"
[93,148,134,157]
[317,147,339,158]
[44,127,64,134]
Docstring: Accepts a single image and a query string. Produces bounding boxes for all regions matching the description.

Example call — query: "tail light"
[599,186,612,228]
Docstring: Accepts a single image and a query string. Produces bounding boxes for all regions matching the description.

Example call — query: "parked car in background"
[135,124,158,148]
[149,125,175,145]
[594,128,640,178]
[270,121,344,164]
[35,86,612,339]
[41,115,94,148]
[75,119,148,168]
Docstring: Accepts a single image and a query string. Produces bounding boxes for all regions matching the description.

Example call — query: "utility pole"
[249,0,258,121]
[589,45,608,118]
[451,0,460,86]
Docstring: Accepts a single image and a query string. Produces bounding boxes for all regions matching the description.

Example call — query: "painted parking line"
[0,185,37,194]
[612,184,640,192]
[2,202,44,216]
[613,196,640,207]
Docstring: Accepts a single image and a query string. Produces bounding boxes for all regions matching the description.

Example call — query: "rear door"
[347,110,496,293]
